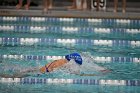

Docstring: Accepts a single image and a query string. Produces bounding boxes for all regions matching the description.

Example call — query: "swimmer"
[0,53,110,78]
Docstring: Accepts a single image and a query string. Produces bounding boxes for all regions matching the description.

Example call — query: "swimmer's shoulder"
[55,59,68,63]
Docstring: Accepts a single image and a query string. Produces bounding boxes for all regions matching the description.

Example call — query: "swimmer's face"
[39,66,46,73]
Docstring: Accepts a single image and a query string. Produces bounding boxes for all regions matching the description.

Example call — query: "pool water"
[0,16,140,93]
[0,83,140,93]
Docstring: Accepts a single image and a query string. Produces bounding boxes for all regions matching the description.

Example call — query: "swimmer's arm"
[70,71,97,76]
[0,67,39,78]
[0,74,15,78]
[79,70,111,76]
[20,67,39,73]
[79,73,97,76]
[74,73,97,76]
[72,69,111,76]
[0,68,38,78]
[0,73,30,78]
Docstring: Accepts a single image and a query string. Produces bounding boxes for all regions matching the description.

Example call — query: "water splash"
[53,52,107,76]
[0,52,108,78]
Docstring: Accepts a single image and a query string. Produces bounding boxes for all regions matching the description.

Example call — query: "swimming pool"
[0,16,140,93]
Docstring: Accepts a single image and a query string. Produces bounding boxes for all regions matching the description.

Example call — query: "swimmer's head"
[75,59,82,65]
[65,53,82,65]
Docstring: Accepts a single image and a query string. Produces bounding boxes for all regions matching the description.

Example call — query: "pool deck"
[0,7,140,19]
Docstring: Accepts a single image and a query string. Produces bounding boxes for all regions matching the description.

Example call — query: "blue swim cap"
[65,53,82,65]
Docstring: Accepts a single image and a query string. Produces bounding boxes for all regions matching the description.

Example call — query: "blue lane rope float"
[1,16,140,25]
[0,25,140,35]
[0,78,140,86]
[0,37,140,47]
[1,54,140,63]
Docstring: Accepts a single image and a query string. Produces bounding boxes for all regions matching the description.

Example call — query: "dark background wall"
[0,0,139,6]
[108,0,140,2]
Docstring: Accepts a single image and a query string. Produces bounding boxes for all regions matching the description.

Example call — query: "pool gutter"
[0,8,140,19]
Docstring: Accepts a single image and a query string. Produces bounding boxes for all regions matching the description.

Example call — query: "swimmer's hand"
[79,73,96,76]
[74,69,111,76]
[100,69,111,74]
[73,72,97,76]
